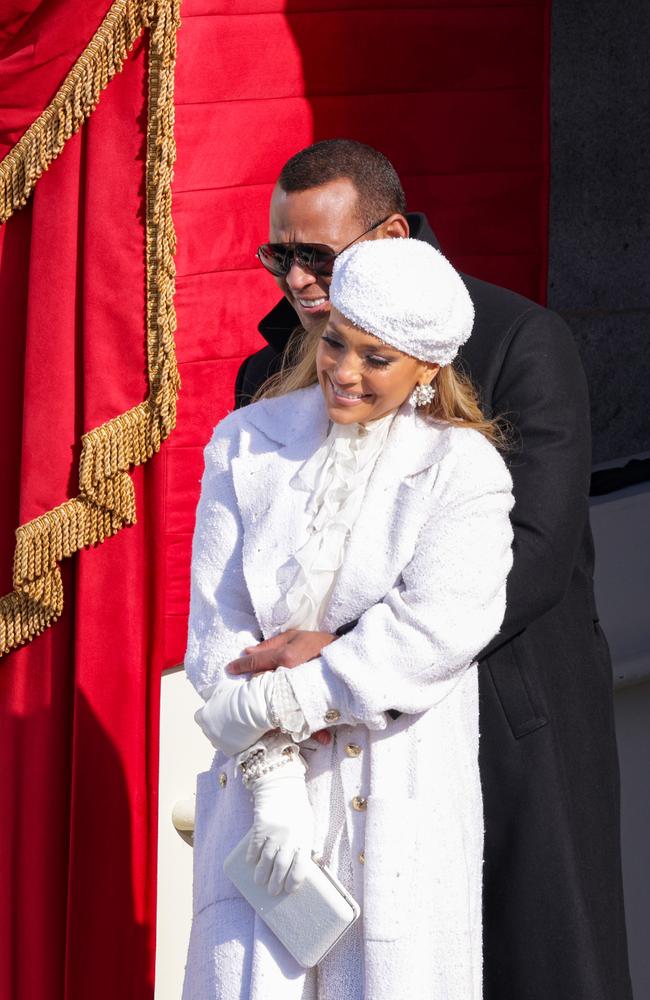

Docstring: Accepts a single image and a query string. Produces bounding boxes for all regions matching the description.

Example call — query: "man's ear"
[382,214,409,239]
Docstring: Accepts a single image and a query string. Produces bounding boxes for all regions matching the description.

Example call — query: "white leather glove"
[195,673,276,757]
[246,752,314,896]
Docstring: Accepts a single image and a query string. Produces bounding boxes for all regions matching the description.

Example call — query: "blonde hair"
[255,324,507,448]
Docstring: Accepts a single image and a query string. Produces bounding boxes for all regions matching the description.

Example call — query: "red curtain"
[0,1,549,997]
[0,4,161,997]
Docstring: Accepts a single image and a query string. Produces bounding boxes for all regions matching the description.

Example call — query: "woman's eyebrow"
[362,341,400,355]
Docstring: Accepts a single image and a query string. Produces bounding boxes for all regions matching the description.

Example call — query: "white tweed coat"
[183,384,514,1000]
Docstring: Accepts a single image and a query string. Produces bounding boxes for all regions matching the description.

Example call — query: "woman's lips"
[327,376,370,407]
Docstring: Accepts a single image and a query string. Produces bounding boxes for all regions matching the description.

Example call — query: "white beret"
[329,238,474,366]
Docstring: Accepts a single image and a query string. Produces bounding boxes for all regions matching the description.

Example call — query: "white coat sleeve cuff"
[283,657,359,734]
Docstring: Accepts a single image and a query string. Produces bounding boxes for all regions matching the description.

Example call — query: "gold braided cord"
[0,0,181,656]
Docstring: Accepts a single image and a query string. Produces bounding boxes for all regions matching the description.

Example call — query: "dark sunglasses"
[256,216,390,278]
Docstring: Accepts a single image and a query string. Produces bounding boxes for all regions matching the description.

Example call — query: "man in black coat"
[233,140,632,1000]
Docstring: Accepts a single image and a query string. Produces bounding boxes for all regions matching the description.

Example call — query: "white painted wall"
[155,667,212,1000]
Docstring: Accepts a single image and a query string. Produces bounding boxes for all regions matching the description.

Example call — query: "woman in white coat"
[183,238,514,1000]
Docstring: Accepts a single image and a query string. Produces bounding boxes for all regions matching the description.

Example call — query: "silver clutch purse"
[224,830,361,968]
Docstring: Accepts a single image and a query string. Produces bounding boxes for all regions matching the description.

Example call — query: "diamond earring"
[410,383,436,407]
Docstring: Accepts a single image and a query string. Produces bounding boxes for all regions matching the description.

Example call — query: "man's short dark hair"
[278,139,407,227]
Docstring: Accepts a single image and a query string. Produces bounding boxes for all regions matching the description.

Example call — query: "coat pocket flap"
[193,758,253,914]
[486,640,549,739]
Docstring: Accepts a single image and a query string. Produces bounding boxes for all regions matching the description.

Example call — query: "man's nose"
[285,260,317,290]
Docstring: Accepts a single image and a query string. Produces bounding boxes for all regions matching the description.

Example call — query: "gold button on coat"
[352,795,367,811]
[358,851,365,864]
[324,708,341,723]
[345,742,361,757]
[218,772,227,788]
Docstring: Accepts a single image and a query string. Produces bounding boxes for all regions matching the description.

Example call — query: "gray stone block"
[548,0,650,313]
[562,309,650,463]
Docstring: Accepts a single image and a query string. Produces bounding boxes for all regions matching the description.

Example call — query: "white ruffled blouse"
[272,410,397,633]
[268,410,397,741]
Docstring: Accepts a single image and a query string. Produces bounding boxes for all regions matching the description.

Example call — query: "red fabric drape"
[0,1,550,997]
[0,5,161,997]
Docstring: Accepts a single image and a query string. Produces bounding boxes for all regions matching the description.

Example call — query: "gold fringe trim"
[0,0,181,656]
[0,0,149,226]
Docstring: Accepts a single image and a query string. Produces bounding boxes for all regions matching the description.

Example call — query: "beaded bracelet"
[237,732,303,788]
[239,743,297,787]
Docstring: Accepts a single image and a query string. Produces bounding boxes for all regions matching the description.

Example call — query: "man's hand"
[227,630,337,746]
[227,629,336,674]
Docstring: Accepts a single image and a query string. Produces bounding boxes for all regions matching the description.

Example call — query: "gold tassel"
[0,0,181,655]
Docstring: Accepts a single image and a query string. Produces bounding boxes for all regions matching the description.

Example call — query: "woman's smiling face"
[316,307,438,425]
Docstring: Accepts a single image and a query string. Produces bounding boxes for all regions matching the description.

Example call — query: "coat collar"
[239,383,329,450]
[239,383,453,479]
[232,385,456,636]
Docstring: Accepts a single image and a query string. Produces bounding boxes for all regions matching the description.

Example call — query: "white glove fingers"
[253,839,279,888]
[246,833,266,866]
[243,751,314,894]
[284,848,311,894]
[267,846,296,896]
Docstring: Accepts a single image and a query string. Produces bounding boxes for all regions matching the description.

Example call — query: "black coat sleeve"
[479,309,592,659]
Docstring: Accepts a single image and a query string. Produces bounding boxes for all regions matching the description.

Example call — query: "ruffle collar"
[271,411,396,632]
